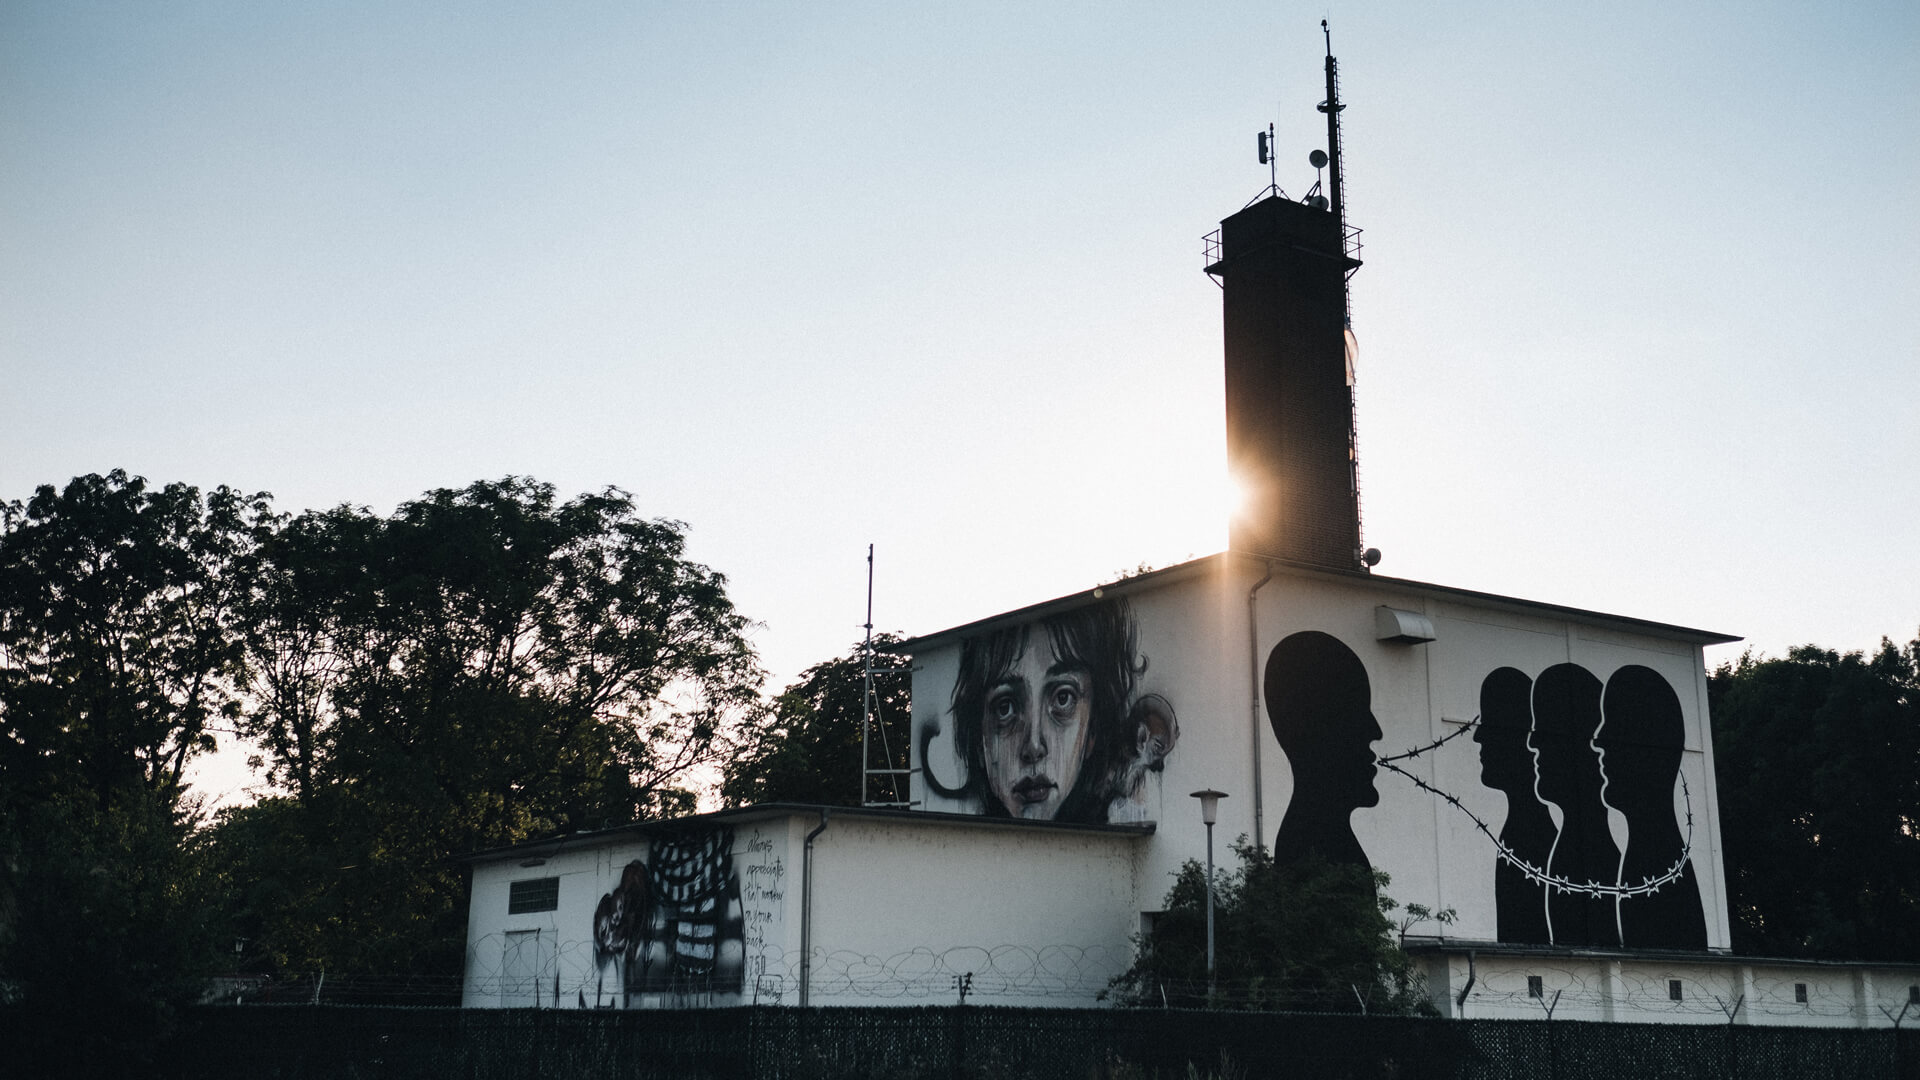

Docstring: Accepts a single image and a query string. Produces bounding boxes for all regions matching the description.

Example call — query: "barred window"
[1527,976,1543,999]
[1668,980,1683,1001]
[1794,983,1808,1004]
[508,877,559,914]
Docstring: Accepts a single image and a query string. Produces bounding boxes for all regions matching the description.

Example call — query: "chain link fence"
[73,1005,1904,1080]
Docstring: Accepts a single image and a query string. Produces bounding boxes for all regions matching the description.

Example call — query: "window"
[508,877,559,914]
[1794,983,1808,1004]
[1668,980,1684,1001]
[1527,976,1544,999]
[1909,985,1919,1005]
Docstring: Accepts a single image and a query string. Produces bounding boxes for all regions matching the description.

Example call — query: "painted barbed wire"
[1376,716,1696,900]
[461,939,1132,1002]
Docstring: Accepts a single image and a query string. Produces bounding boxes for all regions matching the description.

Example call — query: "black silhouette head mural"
[1477,666,1554,946]
[1599,665,1707,949]
[1266,630,1380,870]
[1528,663,1621,947]
[933,596,1177,823]
[1460,662,1709,949]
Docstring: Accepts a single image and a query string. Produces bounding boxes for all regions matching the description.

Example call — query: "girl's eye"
[989,694,1018,726]
[1049,685,1080,714]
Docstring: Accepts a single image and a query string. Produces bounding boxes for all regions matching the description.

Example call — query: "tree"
[720,634,912,808]
[0,470,268,809]
[218,477,765,980]
[0,471,263,1073]
[1709,637,1920,961]
[1107,836,1442,1014]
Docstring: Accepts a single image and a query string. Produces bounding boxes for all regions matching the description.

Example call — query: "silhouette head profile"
[1475,666,1535,794]
[1266,630,1382,810]
[1529,662,1604,810]
[1596,664,1685,794]
[1266,631,1381,871]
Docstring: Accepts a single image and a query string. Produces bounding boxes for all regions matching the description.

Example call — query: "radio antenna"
[1318,19,1347,232]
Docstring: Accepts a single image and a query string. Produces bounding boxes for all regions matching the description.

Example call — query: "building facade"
[460,49,1919,1023]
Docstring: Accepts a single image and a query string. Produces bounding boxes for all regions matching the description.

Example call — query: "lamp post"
[1189,788,1227,1003]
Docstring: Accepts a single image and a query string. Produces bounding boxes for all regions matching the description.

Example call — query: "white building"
[459,54,1919,1026]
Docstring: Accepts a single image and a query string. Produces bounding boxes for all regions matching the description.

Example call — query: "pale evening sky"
[3,3,1915,807]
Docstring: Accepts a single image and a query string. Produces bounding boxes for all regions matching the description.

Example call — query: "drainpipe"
[799,809,831,1006]
[1247,561,1275,849]
[1455,950,1477,1014]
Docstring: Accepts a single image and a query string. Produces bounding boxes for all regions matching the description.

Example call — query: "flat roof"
[899,551,1740,652]
[455,802,1155,864]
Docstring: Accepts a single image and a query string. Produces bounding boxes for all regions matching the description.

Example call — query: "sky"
[4,2,1916,807]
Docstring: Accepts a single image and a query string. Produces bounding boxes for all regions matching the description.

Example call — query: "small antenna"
[1255,122,1281,199]
[1317,18,1347,231]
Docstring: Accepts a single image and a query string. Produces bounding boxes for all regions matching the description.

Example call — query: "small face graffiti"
[980,642,1093,820]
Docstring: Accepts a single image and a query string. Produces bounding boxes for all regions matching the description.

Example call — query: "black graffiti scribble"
[1266,631,1380,872]
[591,826,745,1004]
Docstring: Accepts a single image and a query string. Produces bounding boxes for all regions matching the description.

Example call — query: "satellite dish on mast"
[1309,149,1328,169]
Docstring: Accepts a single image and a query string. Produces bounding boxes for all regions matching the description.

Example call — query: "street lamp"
[1189,788,1227,1003]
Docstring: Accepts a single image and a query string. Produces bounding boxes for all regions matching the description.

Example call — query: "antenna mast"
[860,545,914,808]
[1319,19,1347,233]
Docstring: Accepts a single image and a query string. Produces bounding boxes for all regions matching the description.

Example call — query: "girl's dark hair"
[939,597,1144,822]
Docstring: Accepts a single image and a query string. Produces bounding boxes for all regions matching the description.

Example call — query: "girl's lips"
[1012,776,1056,803]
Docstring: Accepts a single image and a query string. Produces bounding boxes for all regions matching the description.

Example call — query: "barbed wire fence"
[211,937,1920,1031]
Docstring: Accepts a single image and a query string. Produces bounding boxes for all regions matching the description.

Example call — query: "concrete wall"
[461,810,1146,1009]
[1422,951,1920,1028]
[802,814,1146,1007]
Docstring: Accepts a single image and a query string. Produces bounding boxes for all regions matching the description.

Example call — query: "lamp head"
[1189,788,1228,826]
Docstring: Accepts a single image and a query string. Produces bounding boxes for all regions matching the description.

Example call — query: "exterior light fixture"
[1189,789,1229,1001]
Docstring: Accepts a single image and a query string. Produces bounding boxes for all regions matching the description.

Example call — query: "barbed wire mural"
[1370,661,1705,949]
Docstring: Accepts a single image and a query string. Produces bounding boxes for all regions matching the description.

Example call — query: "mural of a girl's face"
[980,639,1093,820]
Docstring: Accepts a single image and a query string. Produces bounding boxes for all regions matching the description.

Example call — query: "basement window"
[1527,976,1544,999]
[1794,983,1808,1004]
[508,877,559,914]
[1669,980,1684,1001]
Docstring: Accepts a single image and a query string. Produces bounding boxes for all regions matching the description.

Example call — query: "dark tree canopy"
[217,477,764,977]
[0,472,266,1070]
[720,634,911,808]
[1709,637,1920,962]
[0,470,268,809]
[1108,836,1444,1014]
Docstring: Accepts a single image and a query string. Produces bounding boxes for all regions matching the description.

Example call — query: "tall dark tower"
[1206,24,1364,571]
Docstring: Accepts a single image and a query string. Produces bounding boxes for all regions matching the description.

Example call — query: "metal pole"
[860,544,874,806]
[1205,820,1217,1001]
[1189,788,1227,1005]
